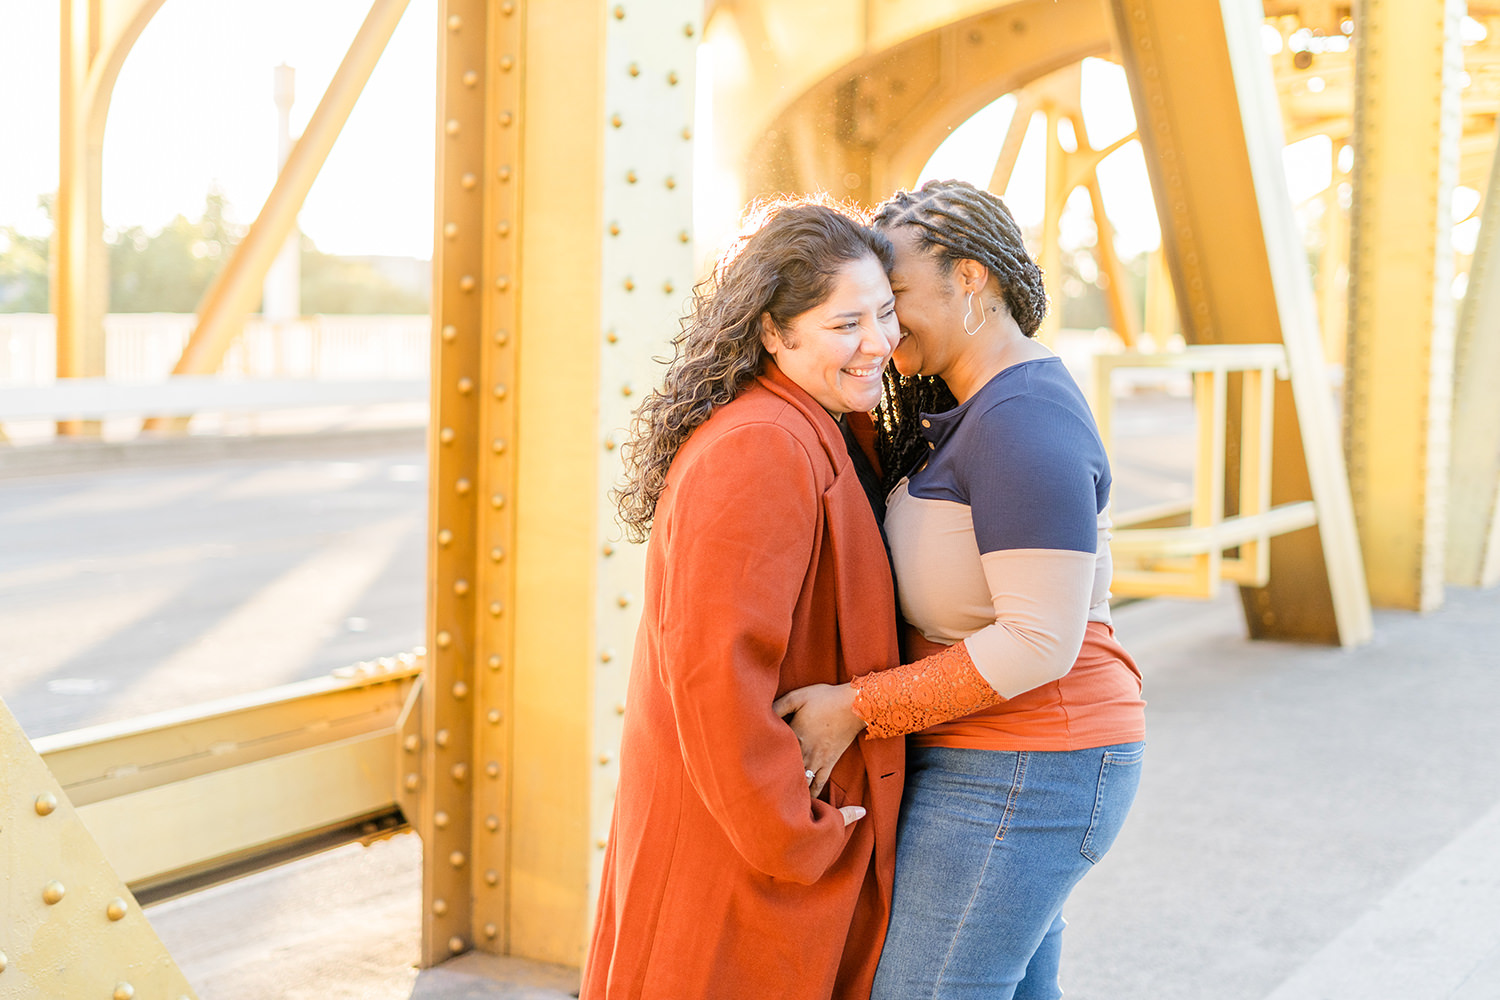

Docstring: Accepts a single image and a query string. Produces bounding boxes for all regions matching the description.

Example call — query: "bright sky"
[0,0,437,257]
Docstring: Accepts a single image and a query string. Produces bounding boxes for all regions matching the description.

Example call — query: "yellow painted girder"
[0,697,198,999]
[1345,0,1466,610]
[1108,0,1370,644]
[1447,124,1500,587]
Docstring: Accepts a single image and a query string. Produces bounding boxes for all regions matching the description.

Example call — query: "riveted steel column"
[1447,127,1500,587]
[424,0,695,968]
[1108,0,1371,643]
[424,0,492,968]
[1346,0,1465,610]
[0,697,198,998]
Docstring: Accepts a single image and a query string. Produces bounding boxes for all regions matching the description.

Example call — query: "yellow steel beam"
[165,0,412,380]
[1345,0,1465,610]
[1108,0,1371,643]
[424,0,695,967]
[1447,124,1500,586]
[53,0,168,437]
[1,696,198,998]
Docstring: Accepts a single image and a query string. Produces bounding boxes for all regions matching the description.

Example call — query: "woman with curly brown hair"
[581,198,907,1000]
[776,180,1146,1000]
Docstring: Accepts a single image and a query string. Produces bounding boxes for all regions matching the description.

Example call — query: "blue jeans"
[870,742,1145,1000]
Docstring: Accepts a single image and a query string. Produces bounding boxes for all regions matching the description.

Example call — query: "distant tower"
[263,63,301,322]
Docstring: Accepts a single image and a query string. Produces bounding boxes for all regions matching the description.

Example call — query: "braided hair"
[870,179,1048,490]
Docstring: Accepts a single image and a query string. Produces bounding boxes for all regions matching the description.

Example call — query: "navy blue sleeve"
[958,395,1107,555]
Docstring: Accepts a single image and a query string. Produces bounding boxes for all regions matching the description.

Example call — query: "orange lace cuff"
[849,641,1004,739]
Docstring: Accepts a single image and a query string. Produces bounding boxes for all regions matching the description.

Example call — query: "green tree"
[109,187,243,312]
[0,196,52,312]
[300,241,428,314]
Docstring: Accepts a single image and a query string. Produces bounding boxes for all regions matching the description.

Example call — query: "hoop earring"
[963,291,987,337]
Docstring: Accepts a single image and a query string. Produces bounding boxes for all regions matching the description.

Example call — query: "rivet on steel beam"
[625,170,638,184]
[499,111,514,127]
[436,631,453,649]
[444,222,458,240]
[404,733,420,753]
[488,600,504,617]
[485,814,500,832]
[488,654,503,671]
[486,761,500,778]
[600,649,615,663]
[490,546,505,563]
[106,898,128,921]
[615,703,626,715]
[491,436,506,453]
[628,62,640,77]
[602,544,615,556]
[462,70,478,88]
[461,173,477,190]
[490,494,506,510]
[34,792,57,816]
[613,5,625,19]
[487,709,503,725]
[681,126,692,141]
[442,324,457,342]
[498,165,512,182]
[683,22,695,37]
[499,55,514,72]
[440,427,455,445]
[493,384,508,400]
[455,478,472,495]
[599,754,612,765]
[450,850,466,868]
[606,329,619,344]
[496,220,511,237]
[458,377,474,394]
[435,810,449,828]
[114,984,135,1000]
[447,14,461,31]
[495,275,511,292]
[596,838,608,849]
[494,329,510,346]
[42,881,65,905]
[605,437,617,451]
[485,869,500,886]
[665,176,677,190]
[617,593,632,608]
[449,936,466,955]
[405,772,420,790]
[679,230,691,243]
[445,119,460,136]
[453,680,469,699]
[608,222,621,236]
[610,114,623,128]
[623,278,635,292]
[436,728,450,747]
[622,383,634,397]
[459,274,476,292]
[501,0,515,14]
[432,898,448,916]
[667,70,679,85]
[484,922,498,939]
[452,762,468,782]
[453,578,469,595]
[663,281,674,294]
[437,529,453,547]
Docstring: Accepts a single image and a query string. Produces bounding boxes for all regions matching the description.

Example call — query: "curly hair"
[871,179,1046,490]
[613,197,894,542]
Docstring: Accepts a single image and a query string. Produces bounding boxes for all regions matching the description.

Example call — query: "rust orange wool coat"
[582,362,904,1000]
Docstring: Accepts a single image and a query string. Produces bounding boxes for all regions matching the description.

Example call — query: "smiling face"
[760,253,900,415]
[884,225,972,379]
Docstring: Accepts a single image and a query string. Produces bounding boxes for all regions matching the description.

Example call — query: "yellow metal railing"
[1095,345,1317,599]
[33,653,423,904]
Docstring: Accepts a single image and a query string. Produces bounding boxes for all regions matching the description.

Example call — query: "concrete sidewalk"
[145,585,1500,999]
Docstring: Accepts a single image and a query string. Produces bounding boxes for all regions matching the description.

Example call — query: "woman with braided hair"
[775,179,1146,999]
